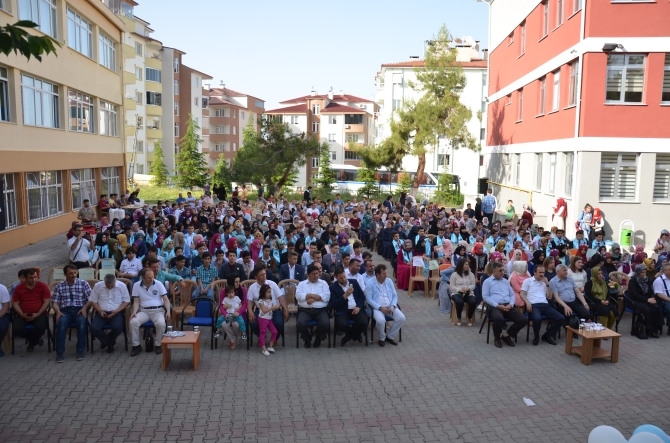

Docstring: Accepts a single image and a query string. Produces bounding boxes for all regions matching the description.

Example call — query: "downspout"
[571,0,587,236]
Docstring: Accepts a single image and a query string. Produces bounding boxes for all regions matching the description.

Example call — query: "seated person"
[129,268,171,356]
[279,251,306,282]
[0,283,10,357]
[89,274,130,353]
[117,247,142,283]
[520,265,564,346]
[77,199,97,226]
[584,266,619,330]
[330,266,368,346]
[653,263,670,334]
[549,264,593,321]
[296,265,331,349]
[52,264,92,362]
[450,257,477,326]
[364,264,406,347]
[11,268,50,352]
[627,265,663,338]
[482,262,528,349]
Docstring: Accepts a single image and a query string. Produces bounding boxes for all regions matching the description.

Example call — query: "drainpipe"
[571,0,587,236]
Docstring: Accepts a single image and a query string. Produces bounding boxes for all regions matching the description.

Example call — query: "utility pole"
[127,114,141,184]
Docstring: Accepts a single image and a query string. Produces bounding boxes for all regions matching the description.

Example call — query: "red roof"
[264,104,308,114]
[279,93,371,104]
[320,103,367,114]
[381,59,487,68]
[209,87,249,97]
[209,97,240,106]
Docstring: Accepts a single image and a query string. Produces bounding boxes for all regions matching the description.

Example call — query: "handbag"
[632,316,647,340]
[145,332,155,352]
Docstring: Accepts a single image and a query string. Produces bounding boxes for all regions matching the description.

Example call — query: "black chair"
[247,310,285,351]
[295,308,331,349]
[11,318,53,354]
[180,297,217,349]
[478,304,517,344]
[52,312,89,353]
[89,312,128,354]
[615,292,641,335]
[369,303,403,343]
[332,310,368,348]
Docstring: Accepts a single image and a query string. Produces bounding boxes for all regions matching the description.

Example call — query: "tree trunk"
[411,153,426,197]
[276,165,294,191]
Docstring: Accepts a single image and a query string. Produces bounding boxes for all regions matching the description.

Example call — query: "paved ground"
[1,238,669,442]
[0,234,69,287]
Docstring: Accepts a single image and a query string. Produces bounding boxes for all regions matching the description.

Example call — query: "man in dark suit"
[303,186,312,202]
[279,252,306,282]
[321,243,342,276]
[330,266,368,346]
[218,250,246,280]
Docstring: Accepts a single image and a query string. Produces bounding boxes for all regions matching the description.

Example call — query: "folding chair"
[181,297,217,349]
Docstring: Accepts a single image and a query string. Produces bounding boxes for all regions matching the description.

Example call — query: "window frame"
[68,89,94,133]
[573,0,582,13]
[312,104,320,115]
[662,54,670,104]
[174,102,179,116]
[26,170,63,223]
[556,0,563,27]
[145,67,161,83]
[174,57,179,73]
[312,121,319,133]
[328,115,337,124]
[599,153,638,201]
[99,101,118,137]
[568,59,579,106]
[0,66,10,123]
[605,54,646,104]
[517,88,524,121]
[0,173,19,230]
[542,1,550,37]
[535,153,543,191]
[67,7,93,58]
[654,154,670,202]
[19,0,57,38]
[520,21,526,56]
[21,74,59,128]
[146,91,162,106]
[174,123,179,137]
[539,76,546,115]
[70,168,97,211]
[101,167,119,197]
[99,32,116,72]
[564,152,574,196]
[552,69,561,111]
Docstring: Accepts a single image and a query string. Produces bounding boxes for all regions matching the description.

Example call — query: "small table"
[162,331,201,370]
[565,327,621,365]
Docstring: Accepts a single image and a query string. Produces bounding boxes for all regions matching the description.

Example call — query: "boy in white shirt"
[118,248,142,283]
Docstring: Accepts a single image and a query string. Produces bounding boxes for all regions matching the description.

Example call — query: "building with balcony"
[0,0,126,254]
[374,40,488,196]
[265,90,378,187]
[483,0,670,249]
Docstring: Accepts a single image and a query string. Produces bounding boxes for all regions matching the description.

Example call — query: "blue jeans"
[194,287,213,299]
[0,314,9,346]
[56,307,88,354]
[90,312,125,347]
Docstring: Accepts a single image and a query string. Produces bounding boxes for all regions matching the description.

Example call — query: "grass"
[135,186,203,204]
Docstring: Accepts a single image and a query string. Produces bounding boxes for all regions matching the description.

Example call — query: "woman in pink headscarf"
[436,239,453,265]
[209,233,223,255]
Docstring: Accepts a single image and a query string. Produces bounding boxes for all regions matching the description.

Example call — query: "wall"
[586,1,670,38]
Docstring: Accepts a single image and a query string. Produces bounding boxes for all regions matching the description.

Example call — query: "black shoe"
[155,346,162,354]
[130,346,142,357]
[100,342,109,351]
[502,335,515,347]
[356,335,363,343]
[341,336,351,347]
[385,337,398,346]
[649,332,659,339]
[542,335,557,345]
[494,338,502,348]
[378,340,385,347]
[532,337,539,346]
[107,344,115,354]
[313,337,321,348]
[304,340,311,349]
[38,338,44,347]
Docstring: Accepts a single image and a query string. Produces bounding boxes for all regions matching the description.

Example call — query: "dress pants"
[12,312,49,346]
[129,308,166,346]
[563,300,593,321]
[488,306,527,339]
[529,303,564,339]
[90,312,125,347]
[297,308,329,342]
[335,310,368,339]
[372,307,405,341]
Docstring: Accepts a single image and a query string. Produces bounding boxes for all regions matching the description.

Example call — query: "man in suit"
[364,264,405,347]
[330,266,368,346]
[279,252,306,282]
[322,243,342,276]
[218,250,246,281]
[303,186,312,202]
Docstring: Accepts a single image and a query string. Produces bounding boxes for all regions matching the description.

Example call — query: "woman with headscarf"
[133,233,148,260]
[507,249,523,276]
[396,239,414,291]
[643,258,656,276]
[528,250,545,276]
[437,239,453,266]
[209,233,224,256]
[161,239,176,264]
[100,216,111,232]
[95,232,111,259]
[628,264,663,338]
[133,208,143,222]
[226,236,241,258]
[474,197,483,223]
[337,228,351,254]
[457,225,473,245]
[591,208,605,239]
[655,230,670,255]
[576,244,589,263]
[585,266,619,330]
[116,233,130,254]
[602,253,618,276]
[509,260,530,309]
[250,231,264,262]
[633,245,647,267]
[107,238,124,269]
[472,242,488,278]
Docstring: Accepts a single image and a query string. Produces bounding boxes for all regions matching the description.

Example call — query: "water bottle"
[167,326,173,336]
[194,326,200,334]
[579,319,585,332]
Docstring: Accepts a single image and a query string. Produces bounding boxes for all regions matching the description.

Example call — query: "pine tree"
[398,171,412,196]
[212,153,232,191]
[357,162,378,199]
[175,114,209,189]
[313,143,335,191]
[149,140,170,186]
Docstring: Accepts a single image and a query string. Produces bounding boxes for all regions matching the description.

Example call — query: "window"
[194,97,199,106]
[328,115,337,124]
[392,99,401,110]
[193,76,199,88]
[21,74,59,128]
[573,0,582,12]
[99,33,116,71]
[68,89,94,133]
[148,119,159,129]
[26,170,63,222]
[0,173,18,230]
[506,94,512,105]
[99,101,117,136]
[312,121,319,133]
[654,154,670,201]
[564,152,574,196]
[215,108,228,117]
[174,102,179,116]
[20,0,57,38]
[539,77,546,115]
[345,151,362,160]
[135,92,142,104]
[480,128,486,140]
[552,70,560,111]
[290,115,299,124]
[514,154,521,186]
[0,66,10,122]
[312,157,319,168]
[71,168,96,210]
[312,104,320,115]
[174,123,179,137]
[101,167,119,196]
[438,154,450,167]
[136,141,143,152]
[174,57,179,73]
[255,100,264,109]
[135,164,144,174]
[330,152,336,161]
[568,59,579,106]
[549,153,557,193]
[535,153,543,190]
[520,21,526,56]
[542,1,549,37]
[232,109,237,118]
[662,54,670,103]
[508,31,514,44]
[174,80,179,94]
[233,126,236,135]
[233,143,236,151]
[0,0,8,12]
[213,143,225,152]
[241,111,245,120]
[517,88,523,121]
[146,91,161,106]
[347,134,360,143]
[606,54,645,103]
[556,0,563,27]
[202,98,208,108]
[135,42,142,55]
[67,8,92,57]
[345,114,364,124]
[600,153,637,200]
[135,67,142,80]
[146,68,161,82]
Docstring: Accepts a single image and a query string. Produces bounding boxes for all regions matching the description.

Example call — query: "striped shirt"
[196,265,218,286]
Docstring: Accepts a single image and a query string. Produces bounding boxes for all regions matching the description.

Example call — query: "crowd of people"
[2,184,669,359]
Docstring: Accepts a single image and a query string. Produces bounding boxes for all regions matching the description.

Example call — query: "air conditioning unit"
[358,104,366,109]
[345,125,350,129]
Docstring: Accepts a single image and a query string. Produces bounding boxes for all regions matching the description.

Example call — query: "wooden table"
[565,326,621,365]
[161,331,201,370]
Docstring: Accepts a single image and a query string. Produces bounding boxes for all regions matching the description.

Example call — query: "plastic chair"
[240,279,255,291]
[450,297,477,326]
[180,297,217,349]
[171,280,198,328]
[211,279,228,305]
[408,264,428,297]
[51,268,65,285]
[78,268,96,281]
[278,279,300,315]
[370,303,403,343]
[90,311,128,353]
[295,307,331,349]
[428,268,441,299]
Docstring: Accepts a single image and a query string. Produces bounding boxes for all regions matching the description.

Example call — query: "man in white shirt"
[247,263,289,345]
[520,265,564,346]
[89,274,130,353]
[129,268,171,356]
[362,259,377,288]
[68,224,92,269]
[345,258,366,292]
[653,263,670,336]
[296,265,331,348]
[118,248,142,283]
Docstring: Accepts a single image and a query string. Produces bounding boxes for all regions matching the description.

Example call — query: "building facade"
[0,0,126,254]
[484,0,670,249]
[374,42,488,196]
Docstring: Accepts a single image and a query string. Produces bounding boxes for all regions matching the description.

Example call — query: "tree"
[149,140,170,186]
[357,162,378,199]
[0,21,60,61]
[313,143,335,192]
[212,153,232,192]
[232,115,323,195]
[175,114,209,188]
[434,165,464,206]
[398,171,412,196]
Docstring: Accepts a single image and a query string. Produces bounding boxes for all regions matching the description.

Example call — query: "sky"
[135,0,490,110]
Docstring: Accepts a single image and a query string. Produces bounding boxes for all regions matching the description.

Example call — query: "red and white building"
[484,0,670,250]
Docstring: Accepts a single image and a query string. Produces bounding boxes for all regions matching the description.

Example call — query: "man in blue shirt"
[481,189,497,227]
[482,262,528,348]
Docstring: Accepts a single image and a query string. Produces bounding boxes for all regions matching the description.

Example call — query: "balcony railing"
[102,0,134,18]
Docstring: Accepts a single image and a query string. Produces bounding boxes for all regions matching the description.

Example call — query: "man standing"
[296,265,331,348]
[364,264,405,347]
[520,265,564,346]
[52,265,91,362]
[247,264,289,344]
[482,262,528,348]
[279,252,306,282]
[129,268,171,356]
[549,264,593,321]
[12,268,50,352]
[89,274,130,353]
[330,266,367,346]
[481,189,497,227]
[77,199,97,225]
[322,243,342,276]
[303,186,312,202]
[68,224,92,269]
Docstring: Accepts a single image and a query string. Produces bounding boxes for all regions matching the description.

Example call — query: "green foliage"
[313,143,336,191]
[0,21,60,61]
[212,154,233,191]
[434,166,464,206]
[357,162,379,199]
[149,140,170,187]
[175,114,209,189]
[398,171,412,196]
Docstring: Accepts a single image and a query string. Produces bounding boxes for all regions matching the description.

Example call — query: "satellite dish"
[454,37,463,44]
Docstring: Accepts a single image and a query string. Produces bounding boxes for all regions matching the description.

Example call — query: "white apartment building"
[374,39,488,196]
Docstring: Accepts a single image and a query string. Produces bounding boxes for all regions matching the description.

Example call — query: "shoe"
[130,346,142,357]
[494,338,502,348]
[107,344,114,354]
[542,335,557,345]
[502,335,515,347]
[356,335,363,343]
[649,332,659,339]
[155,346,162,354]
[261,349,270,356]
[385,338,398,346]
[378,340,386,347]
[532,337,539,346]
[341,336,351,347]
[304,340,311,349]
[27,345,35,352]
[313,337,321,348]
[267,347,275,354]
[214,332,221,339]
[242,333,247,340]
[38,338,44,347]
[76,352,85,361]
[100,342,109,350]
[56,354,64,363]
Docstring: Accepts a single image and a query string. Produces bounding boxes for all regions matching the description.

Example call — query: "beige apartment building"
[0,0,125,254]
